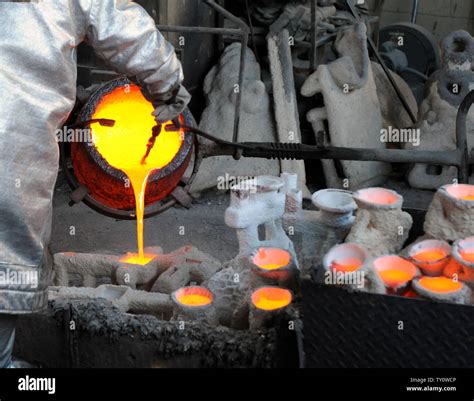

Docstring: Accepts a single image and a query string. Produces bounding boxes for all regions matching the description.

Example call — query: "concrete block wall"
[366,0,474,43]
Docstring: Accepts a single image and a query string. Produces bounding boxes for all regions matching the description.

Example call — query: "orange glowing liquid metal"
[91,85,183,265]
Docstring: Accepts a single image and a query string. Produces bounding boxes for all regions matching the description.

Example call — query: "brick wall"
[366,0,474,43]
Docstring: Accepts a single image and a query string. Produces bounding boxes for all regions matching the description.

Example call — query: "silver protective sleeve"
[0,0,183,313]
[85,0,184,99]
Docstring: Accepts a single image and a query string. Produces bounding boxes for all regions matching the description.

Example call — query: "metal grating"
[301,280,474,368]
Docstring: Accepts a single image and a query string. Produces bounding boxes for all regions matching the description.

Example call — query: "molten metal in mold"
[373,255,418,289]
[413,250,446,262]
[331,257,363,272]
[251,287,292,311]
[378,270,412,287]
[174,287,213,307]
[355,187,399,206]
[407,239,451,277]
[445,184,474,201]
[418,277,463,293]
[253,248,290,270]
[460,251,474,263]
[120,252,156,265]
[323,243,367,275]
[91,85,183,264]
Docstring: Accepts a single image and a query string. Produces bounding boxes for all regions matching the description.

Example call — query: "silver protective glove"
[152,85,192,124]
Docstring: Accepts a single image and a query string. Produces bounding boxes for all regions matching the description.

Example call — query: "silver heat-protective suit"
[0,0,187,313]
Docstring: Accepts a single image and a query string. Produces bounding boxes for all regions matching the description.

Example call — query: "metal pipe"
[233,33,248,147]
[310,0,318,71]
[411,0,419,24]
[174,121,473,169]
[236,142,470,166]
[205,0,249,29]
[372,0,385,47]
[205,0,249,153]
[156,25,243,36]
[456,90,474,183]
[245,0,259,61]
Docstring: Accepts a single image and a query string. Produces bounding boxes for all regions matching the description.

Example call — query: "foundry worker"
[0,0,190,367]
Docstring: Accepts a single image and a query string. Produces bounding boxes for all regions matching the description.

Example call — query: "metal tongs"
[141,118,192,165]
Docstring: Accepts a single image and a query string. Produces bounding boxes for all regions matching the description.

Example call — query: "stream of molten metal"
[90,85,183,264]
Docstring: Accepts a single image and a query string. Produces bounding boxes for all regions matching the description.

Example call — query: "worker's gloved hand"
[152,85,191,124]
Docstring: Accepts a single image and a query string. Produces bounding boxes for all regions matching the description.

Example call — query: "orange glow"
[174,287,213,307]
[378,270,413,287]
[403,289,419,298]
[418,276,462,293]
[253,248,291,270]
[251,287,292,311]
[460,251,474,263]
[331,257,363,272]
[445,184,474,201]
[91,84,183,263]
[120,252,156,265]
[373,256,417,288]
[412,250,447,262]
[408,240,451,276]
[357,188,398,206]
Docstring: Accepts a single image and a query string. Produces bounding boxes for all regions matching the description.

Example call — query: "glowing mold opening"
[120,252,157,266]
[445,184,474,202]
[355,187,400,206]
[323,243,367,273]
[456,237,474,264]
[253,248,291,271]
[251,287,292,311]
[408,239,451,276]
[173,286,214,308]
[373,255,418,289]
[417,277,463,294]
